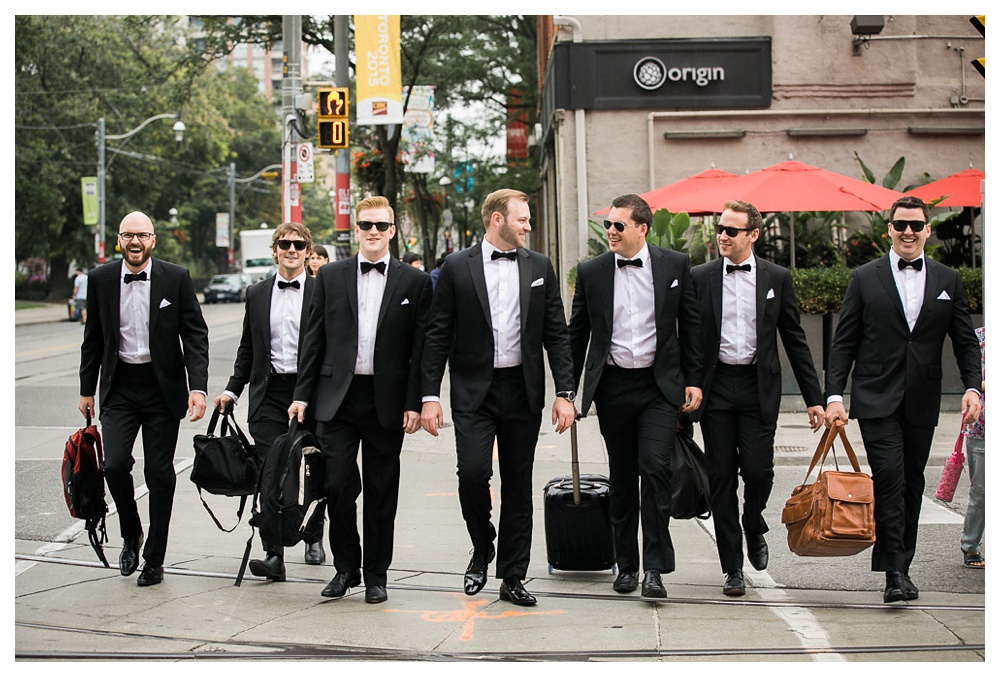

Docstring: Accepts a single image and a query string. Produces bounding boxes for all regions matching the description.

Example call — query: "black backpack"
[236,418,326,585]
[61,412,111,567]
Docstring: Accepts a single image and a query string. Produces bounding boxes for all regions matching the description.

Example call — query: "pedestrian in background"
[403,251,424,271]
[72,267,88,324]
[307,244,329,277]
[961,326,985,569]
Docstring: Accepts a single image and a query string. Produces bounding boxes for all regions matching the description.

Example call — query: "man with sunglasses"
[568,193,703,600]
[825,195,981,604]
[290,196,432,604]
[214,222,327,577]
[422,189,576,607]
[78,211,210,586]
[691,200,825,597]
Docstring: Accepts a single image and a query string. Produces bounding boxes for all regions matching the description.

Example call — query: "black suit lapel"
[148,258,164,331]
[600,253,615,333]
[875,255,909,329]
[650,247,668,325]
[345,256,359,322]
[755,257,769,333]
[518,249,532,334]
[466,245,493,330]
[912,259,941,334]
[256,275,275,354]
[708,258,724,336]
[377,257,402,330]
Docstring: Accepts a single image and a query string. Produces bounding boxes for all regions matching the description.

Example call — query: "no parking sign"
[296,143,314,183]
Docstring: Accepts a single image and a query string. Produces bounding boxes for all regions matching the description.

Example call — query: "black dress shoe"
[723,570,746,597]
[464,544,495,596]
[136,564,163,587]
[304,541,326,565]
[321,570,362,598]
[365,585,388,604]
[640,570,668,600]
[902,574,919,600]
[119,533,144,577]
[746,533,769,571]
[883,571,907,603]
[613,570,639,593]
[248,554,286,582]
[498,577,536,606]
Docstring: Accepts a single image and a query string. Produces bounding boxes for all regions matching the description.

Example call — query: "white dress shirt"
[609,244,656,368]
[482,240,522,368]
[718,252,758,365]
[118,261,152,365]
[889,250,925,332]
[269,270,308,374]
[355,253,390,375]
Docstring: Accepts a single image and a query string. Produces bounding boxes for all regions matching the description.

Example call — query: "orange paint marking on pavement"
[386,593,566,641]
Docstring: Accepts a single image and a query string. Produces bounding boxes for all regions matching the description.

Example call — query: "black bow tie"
[898,257,923,272]
[617,258,643,268]
[277,279,300,290]
[360,261,386,275]
[491,250,517,261]
[726,263,751,274]
[124,271,147,284]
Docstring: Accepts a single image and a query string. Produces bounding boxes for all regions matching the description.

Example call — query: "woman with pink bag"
[960,326,985,569]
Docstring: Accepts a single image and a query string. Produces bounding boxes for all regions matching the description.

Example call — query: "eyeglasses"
[119,232,154,242]
[715,224,754,238]
[603,220,641,232]
[889,220,927,233]
[357,221,393,232]
[277,239,307,251]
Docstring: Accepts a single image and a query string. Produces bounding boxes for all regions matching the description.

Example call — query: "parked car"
[203,273,252,304]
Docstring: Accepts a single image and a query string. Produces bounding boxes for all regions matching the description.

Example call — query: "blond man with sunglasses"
[825,195,981,604]
[691,200,824,597]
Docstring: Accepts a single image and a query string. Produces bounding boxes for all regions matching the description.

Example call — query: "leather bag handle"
[801,419,863,484]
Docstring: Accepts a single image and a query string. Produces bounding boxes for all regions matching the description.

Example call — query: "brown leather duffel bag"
[781,419,875,557]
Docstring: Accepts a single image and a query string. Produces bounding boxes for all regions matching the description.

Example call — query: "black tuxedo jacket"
[690,256,823,425]
[225,273,315,422]
[568,245,703,415]
[825,254,980,426]
[421,244,575,413]
[79,258,210,419]
[294,256,432,428]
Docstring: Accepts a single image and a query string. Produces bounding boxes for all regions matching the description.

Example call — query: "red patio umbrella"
[593,168,740,216]
[905,168,984,208]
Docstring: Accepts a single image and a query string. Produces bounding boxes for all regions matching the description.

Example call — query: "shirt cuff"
[421,396,441,404]
[222,390,239,405]
[292,400,309,408]
[826,395,844,405]
[966,388,982,398]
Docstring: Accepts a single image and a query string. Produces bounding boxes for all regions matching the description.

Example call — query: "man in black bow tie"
[78,211,209,587]
[291,196,432,604]
[825,195,981,604]
[422,189,576,606]
[691,200,824,597]
[215,222,327,575]
[568,193,703,600]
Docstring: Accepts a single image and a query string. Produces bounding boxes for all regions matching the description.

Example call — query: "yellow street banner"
[355,15,404,125]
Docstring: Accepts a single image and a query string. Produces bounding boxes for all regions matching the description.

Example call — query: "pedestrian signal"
[317,88,349,149]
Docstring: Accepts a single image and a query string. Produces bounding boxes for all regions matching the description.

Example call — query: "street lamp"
[96,113,185,263]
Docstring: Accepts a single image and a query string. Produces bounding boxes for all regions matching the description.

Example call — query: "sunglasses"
[603,220,640,232]
[889,220,927,233]
[357,221,393,232]
[277,239,307,251]
[715,224,755,238]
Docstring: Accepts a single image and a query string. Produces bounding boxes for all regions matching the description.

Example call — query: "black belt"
[715,361,755,372]
[492,366,522,378]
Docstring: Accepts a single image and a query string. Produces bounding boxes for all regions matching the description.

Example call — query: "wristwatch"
[556,390,576,403]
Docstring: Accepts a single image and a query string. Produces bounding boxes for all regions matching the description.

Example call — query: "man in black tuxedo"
[825,195,981,603]
[290,196,432,604]
[568,193,703,600]
[421,188,576,606]
[691,200,825,597]
[214,222,326,577]
[78,211,209,587]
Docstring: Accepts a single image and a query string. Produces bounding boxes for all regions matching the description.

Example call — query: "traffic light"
[970,16,984,77]
[317,88,350,150]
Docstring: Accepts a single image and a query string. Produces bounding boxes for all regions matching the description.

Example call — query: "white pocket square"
[400,298,410,306]
[670,279,679,288]
[159,299,171,309]
[766,288,775,300]
[937,290,951,301]
[531,278,544,288]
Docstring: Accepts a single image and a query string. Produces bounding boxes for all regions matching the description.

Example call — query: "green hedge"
[791,266,983,315]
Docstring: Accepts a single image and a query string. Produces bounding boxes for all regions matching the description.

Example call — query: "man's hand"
[78,396,95,419]
[824,401,848,428]
[806,405,825,432]
[680,386,703,414]
[552,397,576,434]
[403,410,422,434]
[214,393,233,414]
[288,402,308,423]
[421,401,444,437]
[961,390,982,425]
[188,392,207,422]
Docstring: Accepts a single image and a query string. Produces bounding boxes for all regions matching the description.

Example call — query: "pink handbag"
[934,427,966,502]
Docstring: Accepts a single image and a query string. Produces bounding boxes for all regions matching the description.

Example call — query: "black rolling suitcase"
[543,420,616,574]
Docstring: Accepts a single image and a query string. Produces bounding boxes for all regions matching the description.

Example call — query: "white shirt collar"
[615,243,650,265]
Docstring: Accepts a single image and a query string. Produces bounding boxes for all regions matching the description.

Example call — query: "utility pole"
[282,15,303,224]
[228,161,236,271]
[333,15,352,259]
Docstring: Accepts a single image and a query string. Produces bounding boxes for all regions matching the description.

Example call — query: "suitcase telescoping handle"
[570,415,581,506]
